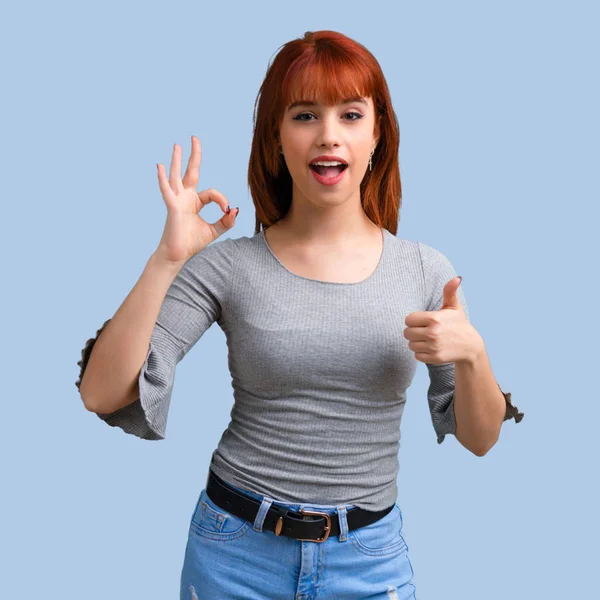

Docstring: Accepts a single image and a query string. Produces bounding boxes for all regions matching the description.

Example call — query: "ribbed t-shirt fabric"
[75,227,523,511]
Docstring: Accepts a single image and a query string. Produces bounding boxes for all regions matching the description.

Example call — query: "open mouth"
[308,162,349,186]
[309,164,348,177]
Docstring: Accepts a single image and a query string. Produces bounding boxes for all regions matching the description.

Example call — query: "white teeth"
[310,160,345,167]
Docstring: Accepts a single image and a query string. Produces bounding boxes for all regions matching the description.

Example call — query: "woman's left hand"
[403,277,484,365]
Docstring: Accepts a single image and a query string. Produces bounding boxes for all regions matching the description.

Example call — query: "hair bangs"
[282,53,375,111]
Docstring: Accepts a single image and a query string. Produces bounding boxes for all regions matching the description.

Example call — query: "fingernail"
[236,207,240,216]
[226,205,231,214]
[457,275,463,284]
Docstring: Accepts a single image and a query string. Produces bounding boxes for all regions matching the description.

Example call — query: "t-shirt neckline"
[260,227,387,286]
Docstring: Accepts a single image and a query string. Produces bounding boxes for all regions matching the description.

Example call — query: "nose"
[316,113,342,150]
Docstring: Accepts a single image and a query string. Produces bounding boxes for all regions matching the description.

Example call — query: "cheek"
[284,156,309,179]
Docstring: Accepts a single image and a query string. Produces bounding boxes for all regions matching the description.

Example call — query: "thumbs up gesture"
[403,276,484,365]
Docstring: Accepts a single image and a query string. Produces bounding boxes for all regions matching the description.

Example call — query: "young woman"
[76,30,523,600]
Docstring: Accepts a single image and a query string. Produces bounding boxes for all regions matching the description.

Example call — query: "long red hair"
[247,30,402,235]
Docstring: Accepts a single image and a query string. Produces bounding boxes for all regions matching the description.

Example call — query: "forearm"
[453,339,506,456]
[79,252,185,413]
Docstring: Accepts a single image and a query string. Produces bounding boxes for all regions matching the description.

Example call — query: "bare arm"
[78,252,185,414]
[79,136,237,417]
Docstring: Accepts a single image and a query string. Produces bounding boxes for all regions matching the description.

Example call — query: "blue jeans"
[180,472,417,599]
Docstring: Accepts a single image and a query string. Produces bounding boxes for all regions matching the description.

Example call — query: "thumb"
[440,276,463,310]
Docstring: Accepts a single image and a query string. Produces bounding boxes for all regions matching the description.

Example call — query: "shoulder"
[384,232,450,270]
[416,240,451,265]
[184,234,248,268]
[416,241,458,282]
[182,232,262,277]
[383,232,451,266]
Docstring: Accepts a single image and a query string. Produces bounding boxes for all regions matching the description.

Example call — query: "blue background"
[1,1,597,598]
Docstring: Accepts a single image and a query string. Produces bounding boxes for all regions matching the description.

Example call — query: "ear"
[373,117,380,149]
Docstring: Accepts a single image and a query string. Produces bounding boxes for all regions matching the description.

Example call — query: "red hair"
[247,30,402,235]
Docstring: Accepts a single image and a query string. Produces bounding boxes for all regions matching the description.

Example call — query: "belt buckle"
[296,508,332,543]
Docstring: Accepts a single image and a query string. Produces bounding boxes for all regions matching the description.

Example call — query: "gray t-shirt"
[76,227,522,511]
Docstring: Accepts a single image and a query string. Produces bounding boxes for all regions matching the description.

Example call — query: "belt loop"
[253,496,274,532]
[337,506,349,542]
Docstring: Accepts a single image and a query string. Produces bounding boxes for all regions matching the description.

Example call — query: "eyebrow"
[286,96,368,111]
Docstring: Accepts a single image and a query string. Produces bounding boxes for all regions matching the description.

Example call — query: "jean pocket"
[349,503,407,557]
[190,487,252,541]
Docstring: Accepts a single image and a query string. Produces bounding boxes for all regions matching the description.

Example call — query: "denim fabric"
[180,475,417,599]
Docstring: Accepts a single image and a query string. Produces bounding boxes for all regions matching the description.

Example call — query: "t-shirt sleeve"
[417,242,524,445]
[75,238,234,440]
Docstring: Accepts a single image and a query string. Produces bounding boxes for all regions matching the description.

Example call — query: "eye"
[293,111,364,122]
[344,112,363,121]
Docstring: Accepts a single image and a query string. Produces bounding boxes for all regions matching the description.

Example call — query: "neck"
[273,190,380,247]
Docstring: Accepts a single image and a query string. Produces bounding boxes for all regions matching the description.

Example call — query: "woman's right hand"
[154,136,239,265]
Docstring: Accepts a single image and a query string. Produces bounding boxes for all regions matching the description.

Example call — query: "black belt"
[206,469,394,543]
